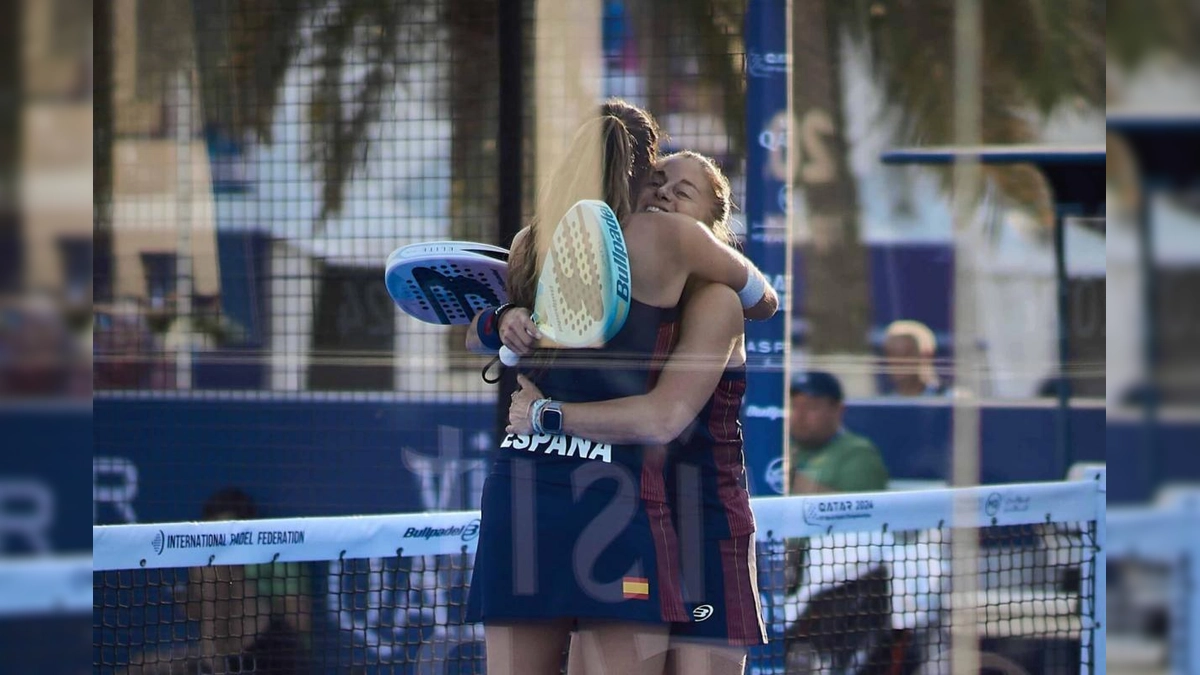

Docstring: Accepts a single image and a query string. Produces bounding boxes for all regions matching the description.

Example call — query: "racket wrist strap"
[737,268,767,309]
[477,304,514,352]
[494,302,517,322]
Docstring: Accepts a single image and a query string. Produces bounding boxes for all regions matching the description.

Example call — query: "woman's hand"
[499,307,541,356]
[506,374,545,434]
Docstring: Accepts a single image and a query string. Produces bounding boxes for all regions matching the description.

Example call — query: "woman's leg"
[485,619,574,675]
[568,620,671,675]
[664,641,747,675]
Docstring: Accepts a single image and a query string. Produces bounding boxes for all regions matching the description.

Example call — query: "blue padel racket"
[385,241,509,325]
[499,200,632,366]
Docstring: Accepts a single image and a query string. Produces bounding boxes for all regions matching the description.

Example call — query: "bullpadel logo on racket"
[599,205,631,303]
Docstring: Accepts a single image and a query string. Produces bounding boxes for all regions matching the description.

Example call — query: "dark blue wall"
[5,398,1182,545]
[78,396,1191,529]
[1,405,92,552]
[92,397,495,525]
[840,402,1108,485]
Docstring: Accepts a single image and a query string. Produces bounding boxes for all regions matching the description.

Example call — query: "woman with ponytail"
[508,151,768,675]
[465,100,775,675]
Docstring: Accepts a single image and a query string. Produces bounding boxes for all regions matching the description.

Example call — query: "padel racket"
[499,200,632,366]
[385,241,509,325]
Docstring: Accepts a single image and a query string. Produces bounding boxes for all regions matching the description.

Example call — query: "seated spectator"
[120,487,312,674]
[881,319,946,397]
[170,489,310,674]
[789,371,888,494]
[785,373,895,667]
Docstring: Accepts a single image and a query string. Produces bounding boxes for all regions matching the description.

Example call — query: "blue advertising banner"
[92,396,496,526]
[742,0,790,496]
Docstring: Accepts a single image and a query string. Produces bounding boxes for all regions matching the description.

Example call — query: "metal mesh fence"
[92,0,751,398]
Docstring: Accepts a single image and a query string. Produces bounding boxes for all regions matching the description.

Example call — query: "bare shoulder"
[625,211,707,235]
[619,214,665,255]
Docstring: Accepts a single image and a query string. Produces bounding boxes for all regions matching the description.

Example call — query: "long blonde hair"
[508,107,657,308]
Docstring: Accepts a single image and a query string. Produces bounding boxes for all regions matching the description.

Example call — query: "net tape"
[95,480,1100,570]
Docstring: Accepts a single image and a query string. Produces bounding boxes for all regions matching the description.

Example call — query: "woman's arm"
[674,217,778,320]
[507,284,744,445]
[629,212,778,320]
[465,228,541,355]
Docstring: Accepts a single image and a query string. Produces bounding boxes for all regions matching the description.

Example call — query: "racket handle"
[499,346,521,367]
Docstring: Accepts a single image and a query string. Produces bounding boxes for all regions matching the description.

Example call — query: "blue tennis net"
[92,478,1104,674]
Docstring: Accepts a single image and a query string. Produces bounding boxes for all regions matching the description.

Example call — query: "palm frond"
[134,0,198,97]
[307,0,404,221]
[227,0,313,143]
[853,0,1103,145]
[210,0,439,222]
[1108,0,1200,68]
[842,0,1102,229]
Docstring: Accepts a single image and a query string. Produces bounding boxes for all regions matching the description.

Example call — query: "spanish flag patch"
[622,577,649,600]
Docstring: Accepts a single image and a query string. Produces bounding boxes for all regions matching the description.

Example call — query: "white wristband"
[737,269,766,308]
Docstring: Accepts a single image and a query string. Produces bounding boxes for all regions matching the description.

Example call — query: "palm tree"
[624,0,1110,362]
[191,0,430,223]
[790,0,1109,357]
[1107,0,1199,70]
[120,0,752,248]
[791,0,873,357]
[93,0,114,300]
[627,0,747,160]
[129,0,470,228]
[1,0,23,295]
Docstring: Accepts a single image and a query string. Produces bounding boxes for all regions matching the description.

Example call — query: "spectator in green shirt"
[788,371,888,494]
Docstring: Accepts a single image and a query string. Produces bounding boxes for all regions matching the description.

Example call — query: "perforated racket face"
[385,242,509,325]
[533,201,631,347]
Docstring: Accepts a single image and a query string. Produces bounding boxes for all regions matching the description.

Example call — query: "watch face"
[542,408,564,433]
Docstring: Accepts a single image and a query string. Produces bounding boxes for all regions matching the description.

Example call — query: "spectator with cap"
[784,371,893,666]
[191,488,312,673]
[119,487,311,674]
[881,320,947,397]
[789,371,889,494]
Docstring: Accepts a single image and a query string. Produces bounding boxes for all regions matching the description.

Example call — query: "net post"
[1086,467,1106,675]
